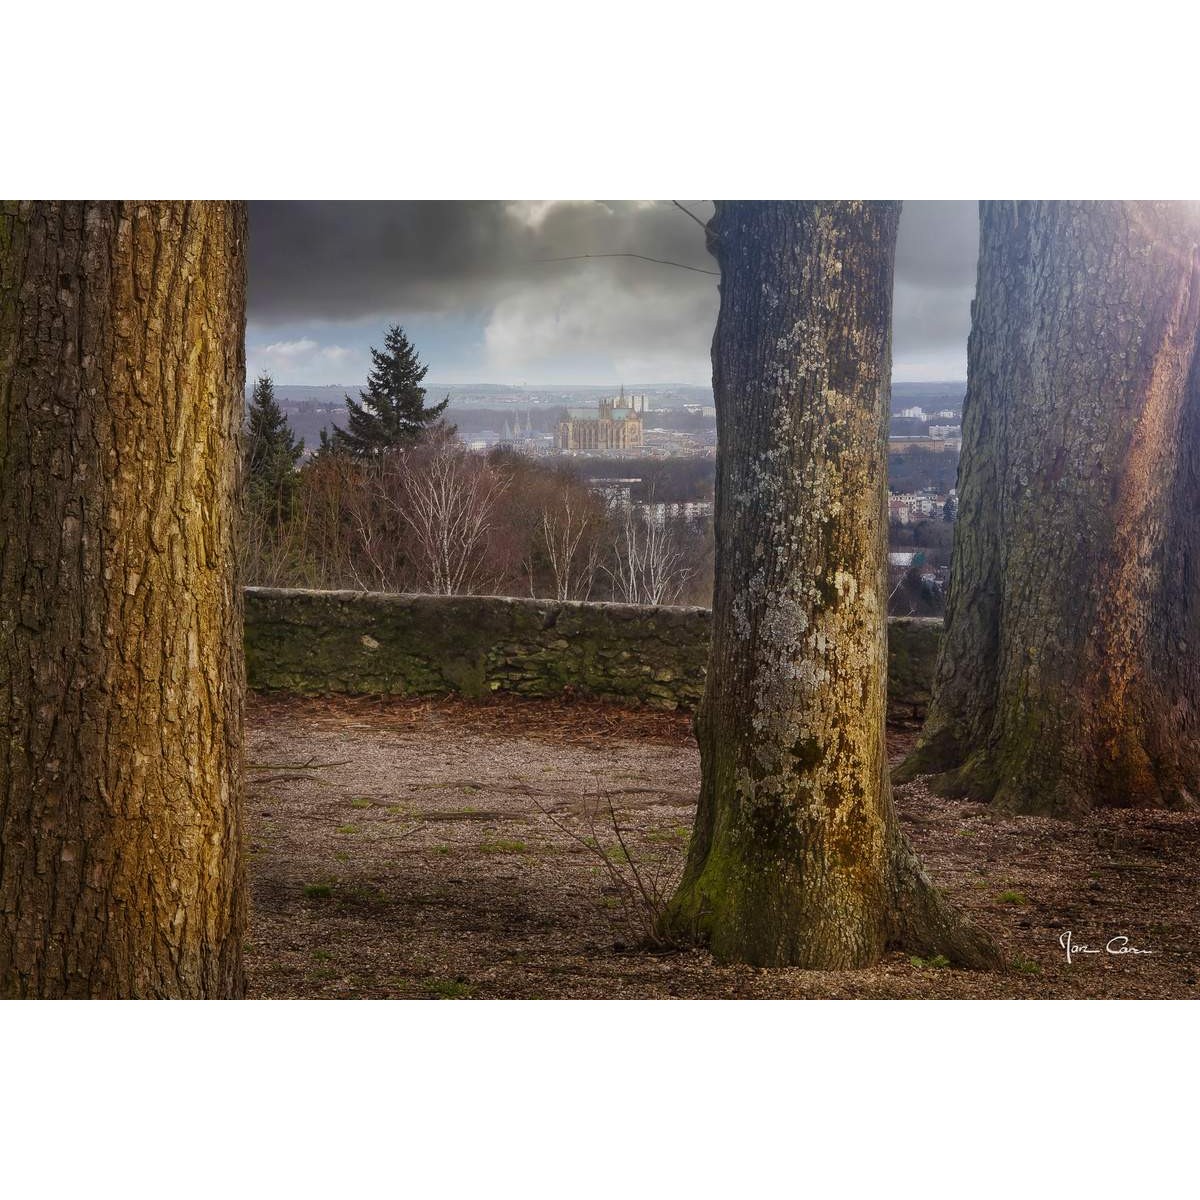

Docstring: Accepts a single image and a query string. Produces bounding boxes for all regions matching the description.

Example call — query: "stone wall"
[244,588,942,719]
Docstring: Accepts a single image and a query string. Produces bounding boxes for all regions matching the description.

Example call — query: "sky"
[246,201,979,387]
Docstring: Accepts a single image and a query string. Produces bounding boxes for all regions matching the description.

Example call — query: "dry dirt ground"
[245,693,1200,999]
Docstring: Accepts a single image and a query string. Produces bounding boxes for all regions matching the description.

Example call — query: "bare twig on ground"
[249,773,326,786]
[248,757,353,771]
[522,776,682,949]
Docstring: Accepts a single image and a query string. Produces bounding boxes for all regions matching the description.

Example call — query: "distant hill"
[890,381,966,407]
[247,382,717,408]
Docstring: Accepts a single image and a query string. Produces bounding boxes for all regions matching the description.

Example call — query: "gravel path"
[244,694,1200,998]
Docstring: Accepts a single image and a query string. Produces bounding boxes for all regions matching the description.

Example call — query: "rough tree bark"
[0,201,248,997]
[662,201,998,968]
[896,201,1200,816]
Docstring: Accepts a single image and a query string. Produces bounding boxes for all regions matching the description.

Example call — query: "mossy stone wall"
[244,588,941,718]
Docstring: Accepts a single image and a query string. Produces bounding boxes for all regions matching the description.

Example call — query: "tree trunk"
[662,201,998,969]
[0,201,248,997]
[896,201,1200,816]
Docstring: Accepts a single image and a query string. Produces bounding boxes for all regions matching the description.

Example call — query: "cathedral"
[555,387,646,453]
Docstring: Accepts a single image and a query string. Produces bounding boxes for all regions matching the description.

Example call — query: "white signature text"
[1059,931,1155,964]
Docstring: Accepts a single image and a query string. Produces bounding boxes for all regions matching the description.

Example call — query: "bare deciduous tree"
[387,440,510,595]
[607,506,695,606]
[538,492,602,600]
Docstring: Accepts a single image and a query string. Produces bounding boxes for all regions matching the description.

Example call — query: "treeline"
[554,456,715,504]
[886,446,959,492]
[243,440,714,606]
[889,517,955,558]
[567,449,951,503]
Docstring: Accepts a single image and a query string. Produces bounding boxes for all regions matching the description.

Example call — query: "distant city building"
[642,427,712,458]
[591,478,642,509]
[495,410,552,455]
[641,500,714,526]
[932,408,959,419]
[555,388,647,453]
[899,406,927,419]
[497,410,533,445]
[929,424,962,439]
[889,490,949,524]
[888,435,959,453]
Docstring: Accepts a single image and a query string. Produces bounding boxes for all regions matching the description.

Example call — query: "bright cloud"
[259,338,319,358]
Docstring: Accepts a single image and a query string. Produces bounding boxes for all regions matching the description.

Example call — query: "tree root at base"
[885,833,1005,970]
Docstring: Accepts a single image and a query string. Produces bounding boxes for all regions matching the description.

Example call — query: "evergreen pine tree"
[312,427,337,461]
[245,373,304,518]
[331,325,449,455]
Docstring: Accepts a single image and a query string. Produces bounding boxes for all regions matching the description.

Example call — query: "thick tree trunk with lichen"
[897,201,1200,816]
[662,201,998,969]
[0,201,248,997]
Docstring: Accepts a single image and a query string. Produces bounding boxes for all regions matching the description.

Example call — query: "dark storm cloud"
[895,200,979,288]
[247,200,718,323]
[893,200,979,375]
[247,200,978,380]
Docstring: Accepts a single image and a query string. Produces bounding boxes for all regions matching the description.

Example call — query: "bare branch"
[672,200,712,235]
[534,252,718,277]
